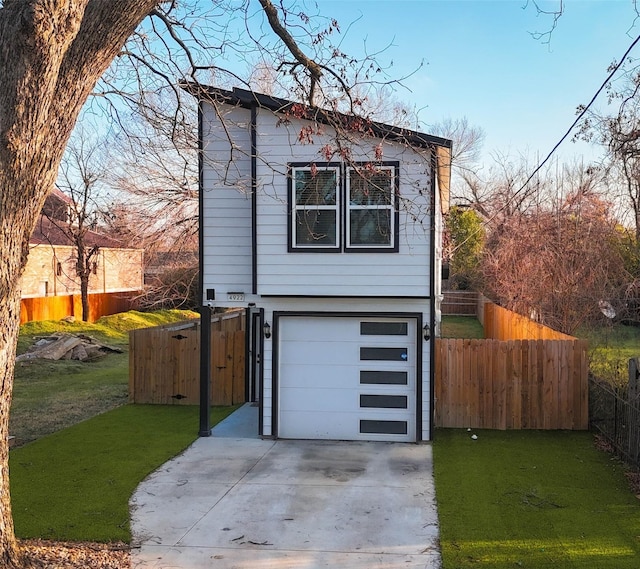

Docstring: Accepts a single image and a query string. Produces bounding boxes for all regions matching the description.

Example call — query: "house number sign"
[227,292,245,302]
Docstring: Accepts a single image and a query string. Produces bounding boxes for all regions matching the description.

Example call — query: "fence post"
[199,306,212,436]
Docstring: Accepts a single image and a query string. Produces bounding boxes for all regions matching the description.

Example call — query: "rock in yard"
[17,333,123,362]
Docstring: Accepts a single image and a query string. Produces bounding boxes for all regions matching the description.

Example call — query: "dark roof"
[30,215,125,249]
[49,187,74,205]
[181,83,452,151]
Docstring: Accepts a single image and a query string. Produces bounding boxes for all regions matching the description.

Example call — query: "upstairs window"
[347,166,398,251]
[288,161,399,253]
[289,164,340,252]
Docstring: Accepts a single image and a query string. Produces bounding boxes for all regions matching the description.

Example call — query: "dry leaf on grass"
[20,540,129,569]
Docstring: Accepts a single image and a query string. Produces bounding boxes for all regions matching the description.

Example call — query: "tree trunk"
[0,292,23,567]
[76,239,90,322]
[0,2,159,565]
[80,274,90,322]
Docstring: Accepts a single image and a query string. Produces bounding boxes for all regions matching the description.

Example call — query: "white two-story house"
[186,85,451,443]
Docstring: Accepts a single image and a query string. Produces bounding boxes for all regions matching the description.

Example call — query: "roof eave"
[180,81,452,151]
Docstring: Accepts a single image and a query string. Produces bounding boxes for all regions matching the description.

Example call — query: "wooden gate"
[129,311,246,406]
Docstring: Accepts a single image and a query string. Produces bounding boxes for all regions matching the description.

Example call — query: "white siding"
[201,102,253,300]
[254,110,433,297]
[199,100,438,440]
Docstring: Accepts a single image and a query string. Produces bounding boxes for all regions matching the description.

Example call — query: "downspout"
[198,99,211,437]
[251,103,258,294]
[250,102,261,434]
[429,147,437,441]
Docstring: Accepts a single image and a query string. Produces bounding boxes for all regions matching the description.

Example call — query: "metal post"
[199,304,212,436]
[629,357,640,402]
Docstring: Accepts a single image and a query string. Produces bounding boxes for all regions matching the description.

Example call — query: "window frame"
[287,162,341,253]
[345,162,399,253]
[287,160,400,253]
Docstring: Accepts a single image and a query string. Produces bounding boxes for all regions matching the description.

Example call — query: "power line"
[513,32,640,202]
[448,32,640,256]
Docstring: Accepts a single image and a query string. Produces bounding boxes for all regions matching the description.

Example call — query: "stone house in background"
[20,188,144,323]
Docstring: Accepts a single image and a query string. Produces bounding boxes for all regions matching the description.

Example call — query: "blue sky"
[312,0,640,165]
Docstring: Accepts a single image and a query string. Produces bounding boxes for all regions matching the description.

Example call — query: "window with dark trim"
[288,163,340,252]
[288,161,399,253]
[346,166,397,251]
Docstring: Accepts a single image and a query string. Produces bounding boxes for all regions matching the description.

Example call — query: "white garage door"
[277,316,417,442]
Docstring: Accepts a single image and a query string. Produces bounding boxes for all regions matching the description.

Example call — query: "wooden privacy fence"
[483,301,576,340]
[435,338,589,430]
[435,299,589,430]
[20,291,140,324]
[129,310,246,406]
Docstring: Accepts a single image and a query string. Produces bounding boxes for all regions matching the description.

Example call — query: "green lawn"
[10,404,237,542]
[433,429,640,568]
[12,309,198,445]
[17,309,199,352]
[440,315,484,339]
[577,323,640,387]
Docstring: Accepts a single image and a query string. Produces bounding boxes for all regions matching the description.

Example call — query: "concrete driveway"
[130,406,441,569]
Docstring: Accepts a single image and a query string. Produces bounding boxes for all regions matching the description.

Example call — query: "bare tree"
[0,4,162,564]
[51,132,111,321]
[95,90,199,309]
[0,1,396,565]
[457,153,553,230]
[430,117,485,178]
[481,174,627,334]
[578,67,640,240]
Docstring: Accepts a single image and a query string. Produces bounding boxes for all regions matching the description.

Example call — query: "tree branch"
[258,0,323,104]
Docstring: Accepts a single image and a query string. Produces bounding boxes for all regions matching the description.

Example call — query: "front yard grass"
[10,404,237,543]
[433,429,640,568]
[12,309,198,445]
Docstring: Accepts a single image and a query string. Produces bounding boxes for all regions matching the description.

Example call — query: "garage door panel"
[279,410,359,439]
[279,341,359,365]
[278,364,361,389]
[279,366,413,394]
[281,390,415,416]
[279,411,412,442]
[279,318,359,342]
[280,387,360,413]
